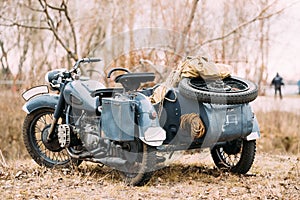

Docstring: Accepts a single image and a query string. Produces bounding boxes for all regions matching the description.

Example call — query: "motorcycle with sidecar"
[22,58,260,186]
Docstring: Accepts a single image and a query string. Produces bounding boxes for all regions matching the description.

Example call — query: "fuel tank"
[63,80,102,113]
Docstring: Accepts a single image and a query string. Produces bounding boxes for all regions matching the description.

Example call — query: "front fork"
[47,86,66,141]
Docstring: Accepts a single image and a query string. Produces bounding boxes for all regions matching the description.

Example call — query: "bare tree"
[176,0,199,55]
[0,0,297,90]
[0,40,12,79]
[0,0,110,85]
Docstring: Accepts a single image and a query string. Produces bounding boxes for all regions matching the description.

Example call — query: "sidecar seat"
[115,72,155,91]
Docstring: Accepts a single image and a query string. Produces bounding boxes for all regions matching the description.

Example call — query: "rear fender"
[135,93,166,146]
[246,115,260,141]
[22,94,59,114]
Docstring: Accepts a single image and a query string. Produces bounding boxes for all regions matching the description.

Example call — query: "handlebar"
[71,57,102,73]
[82,58,102,63]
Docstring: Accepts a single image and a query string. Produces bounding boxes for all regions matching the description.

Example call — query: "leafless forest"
[0,1,299,199]
[0,0,296,90]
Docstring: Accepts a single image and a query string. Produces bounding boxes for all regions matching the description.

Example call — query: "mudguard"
[22,94,59,114]
[135,93,166,146]
[246,115,260,141]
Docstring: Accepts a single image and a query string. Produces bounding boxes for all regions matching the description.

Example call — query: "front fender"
[22,94,59,114]
[135,93,166,146]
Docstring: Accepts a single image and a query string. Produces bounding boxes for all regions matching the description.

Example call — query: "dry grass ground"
[0,89,299,199]
[0,153,299,199]
[251,96,300,154]
[0,90,27,160]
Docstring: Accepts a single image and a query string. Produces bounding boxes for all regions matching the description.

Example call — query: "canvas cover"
[148,56,232,104]
[180,56,231,80]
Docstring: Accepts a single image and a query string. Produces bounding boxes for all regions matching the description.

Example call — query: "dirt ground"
[0,151,299,200]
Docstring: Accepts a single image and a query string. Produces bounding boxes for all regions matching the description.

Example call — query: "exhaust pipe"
[66,148,127,167]
[91,157,127,167]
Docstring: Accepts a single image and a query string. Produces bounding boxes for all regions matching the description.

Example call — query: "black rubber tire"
[120,143,156,186]
[178,77,258,104]
[210,139,256,174]
[22,108,81,168]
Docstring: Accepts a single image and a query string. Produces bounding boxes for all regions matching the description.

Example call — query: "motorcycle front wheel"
[210,139,256,174]
[119,141,156,186]
[22,108,81,168]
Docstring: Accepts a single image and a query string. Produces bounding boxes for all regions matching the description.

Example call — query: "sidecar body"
[93,85,259,150]
[154,89,260,149]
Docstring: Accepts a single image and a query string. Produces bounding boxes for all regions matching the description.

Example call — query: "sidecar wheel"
[178,77,258,104]
[210,139,256,174]
[120,142,156,186]
[23,108,81,168]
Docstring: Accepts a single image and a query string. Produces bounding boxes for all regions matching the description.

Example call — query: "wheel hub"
[207,79,232,92]
[188,77,250,93]
[41,125,62,152]
[223,140,242,155]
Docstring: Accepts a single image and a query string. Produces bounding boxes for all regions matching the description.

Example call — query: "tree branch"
[176,0,199,55]
[0,14,49,30]
[46,2,65,11]
[0,40,11,77]
[17,2,44,12]
[61,1,78,58]
[191,1,297,51]
[0,22,50,30]
[38,0,78,61]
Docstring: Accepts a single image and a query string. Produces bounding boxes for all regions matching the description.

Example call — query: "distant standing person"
[297,80,300,94]
[271,73,284,99]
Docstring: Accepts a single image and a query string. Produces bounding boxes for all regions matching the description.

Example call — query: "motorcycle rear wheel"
[119,142,156,186]
[210,139,256,174]
[22,108,81,168]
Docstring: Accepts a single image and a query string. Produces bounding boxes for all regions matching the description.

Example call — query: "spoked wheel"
[178,76,258,104]
[119,141,156,186]
[210,139,256,174]
[22,108,81,168]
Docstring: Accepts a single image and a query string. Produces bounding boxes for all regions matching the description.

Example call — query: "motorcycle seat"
[115,72,155,91]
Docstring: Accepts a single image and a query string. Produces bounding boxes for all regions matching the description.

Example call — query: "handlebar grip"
[82,58,102,63]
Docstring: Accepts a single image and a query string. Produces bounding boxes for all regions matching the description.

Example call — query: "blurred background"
[0,0,299,160]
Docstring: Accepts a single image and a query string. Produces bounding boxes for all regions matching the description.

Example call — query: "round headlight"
[45,69,66,90]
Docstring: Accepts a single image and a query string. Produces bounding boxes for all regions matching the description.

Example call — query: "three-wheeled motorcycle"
[22,58,260,186]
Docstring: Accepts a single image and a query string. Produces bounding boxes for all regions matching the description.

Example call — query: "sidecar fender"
[22,94,59,114]
[135,93,166,146]
[246,115,260,141]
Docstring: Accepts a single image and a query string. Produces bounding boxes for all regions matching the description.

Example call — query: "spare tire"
[178,76,258,105]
